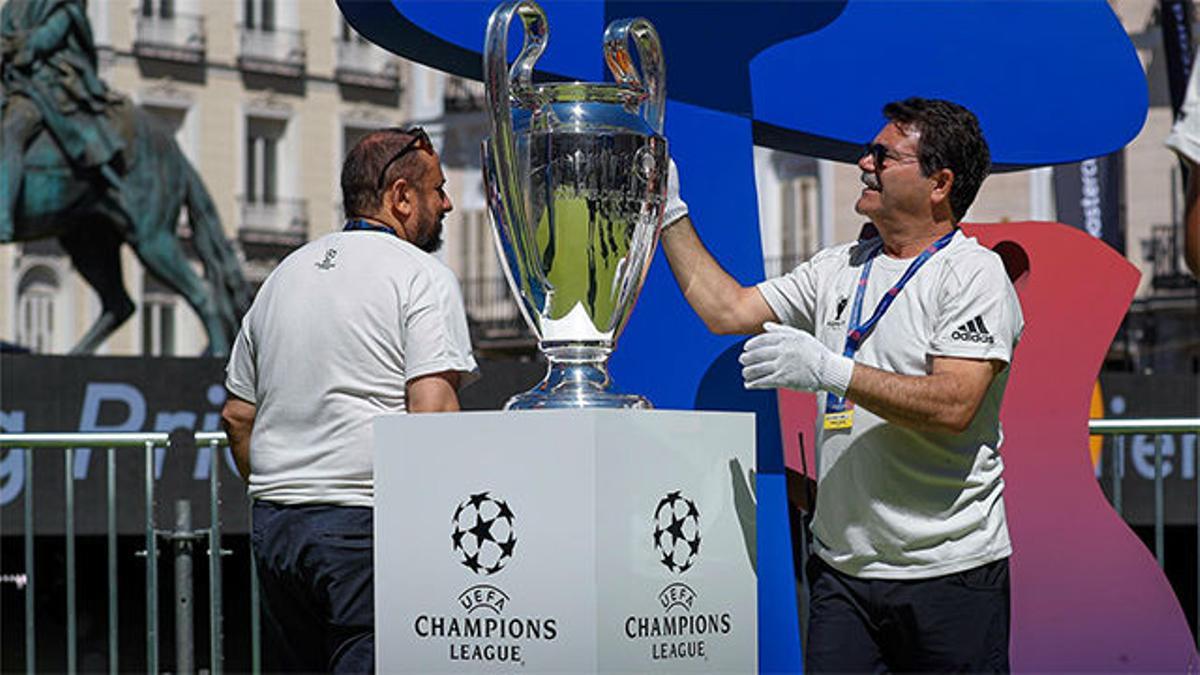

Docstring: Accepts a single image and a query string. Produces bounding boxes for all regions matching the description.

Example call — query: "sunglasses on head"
[376,127,431,190]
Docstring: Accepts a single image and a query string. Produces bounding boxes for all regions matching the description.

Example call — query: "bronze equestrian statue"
[1,0,251,355]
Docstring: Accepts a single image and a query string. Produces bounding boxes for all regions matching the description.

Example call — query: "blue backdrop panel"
[339,0,1147,164]
[389,0,847,115]
[750,0,1147,166]
[399,1,605,80]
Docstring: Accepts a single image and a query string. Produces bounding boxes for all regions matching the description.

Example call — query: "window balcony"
[132,12,205,63]
[237,197,308,250]
[237,26,306,77]
[335,39,400,90]
[444,75,485,113]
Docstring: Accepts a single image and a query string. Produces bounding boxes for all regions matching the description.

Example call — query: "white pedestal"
[374,409,758,673]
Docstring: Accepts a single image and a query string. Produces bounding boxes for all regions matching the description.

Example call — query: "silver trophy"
[482,0,668,409]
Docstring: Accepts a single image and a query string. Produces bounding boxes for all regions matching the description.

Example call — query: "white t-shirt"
[225,230,479,507]
[758,230,1024,579]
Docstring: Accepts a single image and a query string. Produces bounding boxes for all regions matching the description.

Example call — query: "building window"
[244,0,275,30]
[16,266,59,354]
[141,0,175,19]
[780,175,819,270]
[246,117,283,206]
[142,293,177,356]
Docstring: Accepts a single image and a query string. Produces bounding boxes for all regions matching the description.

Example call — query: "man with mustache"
[662,98,1022,672]
[222,127,478,673]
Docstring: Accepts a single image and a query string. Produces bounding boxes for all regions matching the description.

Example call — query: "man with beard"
[222,127,478,673]
[661,98,1021,672]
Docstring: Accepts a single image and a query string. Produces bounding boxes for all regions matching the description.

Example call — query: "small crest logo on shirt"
[827,296,849,327]
[315,248,338,270]
[951,315,995,344]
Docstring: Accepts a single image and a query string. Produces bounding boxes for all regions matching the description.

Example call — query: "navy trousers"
[805,556,1011,674]
[251,501,375,673]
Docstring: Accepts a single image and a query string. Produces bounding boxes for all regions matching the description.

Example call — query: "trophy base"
[504,346,652,410]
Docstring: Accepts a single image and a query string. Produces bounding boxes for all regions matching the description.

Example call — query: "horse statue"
[9,106,252,356]
[2,0,250,356]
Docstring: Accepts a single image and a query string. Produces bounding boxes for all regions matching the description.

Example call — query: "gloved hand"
[739,322,855,396]
[661,158,689,230]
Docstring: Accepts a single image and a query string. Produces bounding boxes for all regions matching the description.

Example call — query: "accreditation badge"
[823,396,854,430]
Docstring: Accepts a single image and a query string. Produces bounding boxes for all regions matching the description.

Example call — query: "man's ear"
[389,177,411,218]
[930,168,954,209]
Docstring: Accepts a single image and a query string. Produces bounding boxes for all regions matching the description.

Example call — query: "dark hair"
[882,97,990,222]
[341,128,429,219]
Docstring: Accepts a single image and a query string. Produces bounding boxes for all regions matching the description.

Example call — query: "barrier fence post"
[175,500,195,675]
[209,439,224,675]
[145,440,159,674]
[1114,435,1125,516]
[1155,434,1165,568]
[65,447,77,675]
[250,534,261,675]
[107,447,119,675]
[23,447,35,675]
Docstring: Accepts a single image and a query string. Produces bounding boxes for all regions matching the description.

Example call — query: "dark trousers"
[805,556,1010,674]
[251,501,375,674]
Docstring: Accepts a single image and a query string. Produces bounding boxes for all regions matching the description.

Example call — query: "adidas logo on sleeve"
[951,315,995,344]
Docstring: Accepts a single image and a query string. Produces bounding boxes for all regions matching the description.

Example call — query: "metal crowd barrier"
[0,431,257,675]
[2,420,1199,670]
[1089,418,1200,647]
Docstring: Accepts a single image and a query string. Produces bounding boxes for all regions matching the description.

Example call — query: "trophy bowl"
[482,0,668,409]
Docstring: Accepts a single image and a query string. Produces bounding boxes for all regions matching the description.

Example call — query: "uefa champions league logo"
[653,491,701,574]
[451,491,518,575]
[414,492,556,664]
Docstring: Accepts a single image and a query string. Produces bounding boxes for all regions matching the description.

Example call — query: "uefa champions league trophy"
[482,0,669,409]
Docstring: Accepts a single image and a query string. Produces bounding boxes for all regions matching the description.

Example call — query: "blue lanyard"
[343,219,399,238]
[843,228,957,358]
[825,229,956,417]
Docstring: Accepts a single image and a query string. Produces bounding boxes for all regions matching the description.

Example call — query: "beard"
[415,219,444,253]
[418,236,443,254]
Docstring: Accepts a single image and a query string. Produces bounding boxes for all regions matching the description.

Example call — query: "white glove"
[739,322,854,396]
[661,158,689,230]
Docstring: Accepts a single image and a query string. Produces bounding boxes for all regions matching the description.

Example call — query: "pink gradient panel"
[778,222,1197,671]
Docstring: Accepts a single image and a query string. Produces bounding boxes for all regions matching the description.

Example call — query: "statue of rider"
[0,0,127,242]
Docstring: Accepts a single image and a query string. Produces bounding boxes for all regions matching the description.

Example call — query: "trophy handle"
[602,17,666,135]
[484,1,550,293]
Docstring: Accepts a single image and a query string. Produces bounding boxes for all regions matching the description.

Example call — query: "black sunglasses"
[376,127,431,190]
[862,142,918,169]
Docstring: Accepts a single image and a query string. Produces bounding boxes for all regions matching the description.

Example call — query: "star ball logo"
[451,491,517,575]
[623,490,732,663]
[415,491,556,665]
[653,490,701,574]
